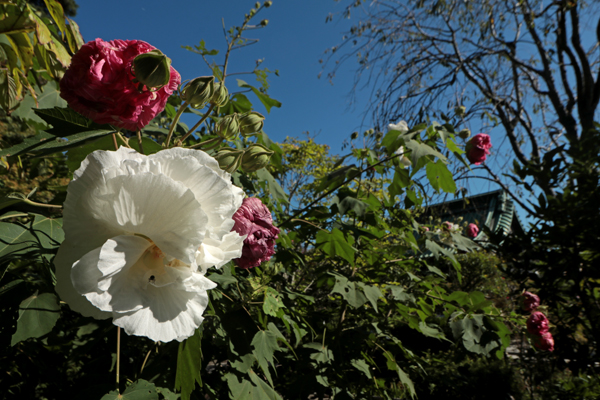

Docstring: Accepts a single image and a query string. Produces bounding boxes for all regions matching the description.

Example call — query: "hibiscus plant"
[0,1,533,400]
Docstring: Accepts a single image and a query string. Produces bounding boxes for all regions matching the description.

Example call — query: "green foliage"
[0,3,527,400]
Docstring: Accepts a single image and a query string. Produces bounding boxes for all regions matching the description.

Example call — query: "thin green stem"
[178,103,216,145]
[165,100,190,147]
[111,133,119,151]
[23,199,62,209]
[136,130,144,154]
[116,327,121,393]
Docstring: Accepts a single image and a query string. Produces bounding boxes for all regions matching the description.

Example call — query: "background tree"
[327,0,600,396]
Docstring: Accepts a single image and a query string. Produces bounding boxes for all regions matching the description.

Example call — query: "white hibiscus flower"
[387,120,408,133]
[54,147,245,342]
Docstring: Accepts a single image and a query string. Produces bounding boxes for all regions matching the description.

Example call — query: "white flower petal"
[148,148,244,235]
[388,120,408,133]
[83,173,208,264]
[54,240,111,320]
[72,235,151,313]
[196,231,245,273]
[112,286,209,342]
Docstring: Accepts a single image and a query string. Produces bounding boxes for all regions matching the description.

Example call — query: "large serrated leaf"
[330,273,367,308]
[11,292,60,345]
[316,228,355,265]
[0,214,63,261]
[175,327,203,400]
[251,330,280,386]
[100,379,158,400]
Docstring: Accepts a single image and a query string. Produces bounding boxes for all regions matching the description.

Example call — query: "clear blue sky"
[72,0,371,154]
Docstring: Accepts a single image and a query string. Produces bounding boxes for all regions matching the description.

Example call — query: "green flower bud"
[238,111,265,135]
[458,128,471,139]
[241,143,274,172]
[131,49,172,91]
[181,76,215,109]
[455,105,466,117]
[215,114,240,140]
[215,147,244,173]
[264,0,272,7]
[255,2,261,8]
[211,81,229,107]
[260,19,269,26]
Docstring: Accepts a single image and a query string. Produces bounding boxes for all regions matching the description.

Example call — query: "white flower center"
[128,243,190,290]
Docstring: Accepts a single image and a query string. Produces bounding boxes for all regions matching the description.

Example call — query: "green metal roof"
[424,190,524,239]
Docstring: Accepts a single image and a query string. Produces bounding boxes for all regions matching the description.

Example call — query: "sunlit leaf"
[11,292,60,346]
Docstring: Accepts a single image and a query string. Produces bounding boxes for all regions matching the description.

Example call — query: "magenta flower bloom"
[465,133,492,165]
[527,311,550,336]
[232,197,280,269]
[533,332,555,352]
[466,223,479,238]
[60,38,181,131]
[521,291,541,312]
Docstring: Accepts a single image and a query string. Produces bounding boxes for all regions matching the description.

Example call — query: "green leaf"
[251,329,280,386]
[382,351,415,398]
[316,228,355,265]
[174,327,203,400]
[237,79,281,113]
[356,282,383,312]
[42,0,68,37]
[0,214,63,261]
[263,287,285,317]
[303,342,334,364]
[225,372,283,400]
[12,81,68,127]
[426,160,456,193]
[256,168,288,204]
[248,369,284,400]
[404,139,446,167]
[100,379,158,400]
[351,358,372,379]
[330,272,367,308]
[35,107,111,136]
[11,292,60,345]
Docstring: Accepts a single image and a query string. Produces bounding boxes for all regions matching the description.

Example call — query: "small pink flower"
[466,223,479,238]
[60,38,181,131]
[231,198,280,269]
[533,332,554,352]
[527,311,549,336]
[521,291,540,312]
[465,134,492,165]
[442,221,459,232]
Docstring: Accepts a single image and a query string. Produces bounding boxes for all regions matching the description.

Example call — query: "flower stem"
[165,100,189,148]
[178,103,216,146]
[23,199,62,209]
[187,137,221,150]
[111,133,119,151]
[137,130,145,154]
[116,327,121,393]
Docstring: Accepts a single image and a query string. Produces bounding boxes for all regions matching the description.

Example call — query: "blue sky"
[72,0,371,154]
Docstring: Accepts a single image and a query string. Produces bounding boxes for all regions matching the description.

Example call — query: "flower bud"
[264,0,272,7]
[215,147,244,173]
[181,76,215,109]
[260,19,269,26]
[455,105,466,117]
[131,49,172,91]
[242,143,274,172]
[238,111,265,135]
[211,81,229,107]
[458,128,471,139]
[255,2,261,8]
[215,114,239,140]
